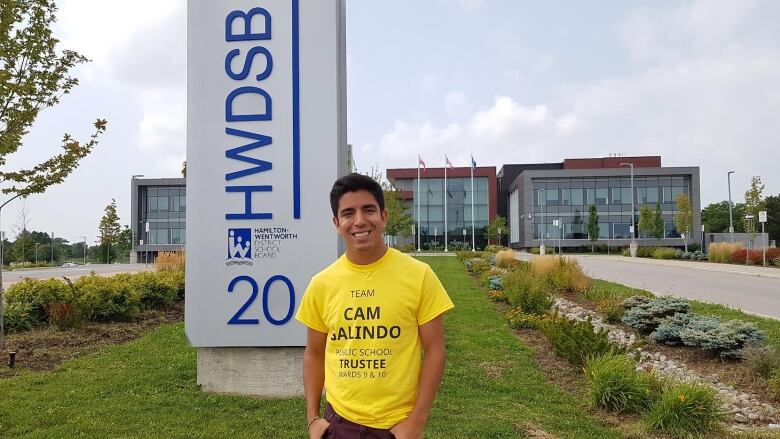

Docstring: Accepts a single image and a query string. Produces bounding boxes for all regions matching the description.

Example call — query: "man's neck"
[345,245,389,266]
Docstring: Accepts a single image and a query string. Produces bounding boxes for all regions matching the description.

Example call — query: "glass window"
[613,223,631,239]
[671,186,685,201]
[595,188,608,204]
[622,188,632,204]
[560,188,570,206]
[571,188,583,206]
[586,188,595,205]
[647,187,659,204]
[598,221,610,239]
[546,189,559,206]
[663,187,672,203]
[611,188,622,205]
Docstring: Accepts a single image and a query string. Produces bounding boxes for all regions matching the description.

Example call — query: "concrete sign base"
[197,347,304,397]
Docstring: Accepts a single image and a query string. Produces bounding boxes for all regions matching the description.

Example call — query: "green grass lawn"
[0,257,620,438]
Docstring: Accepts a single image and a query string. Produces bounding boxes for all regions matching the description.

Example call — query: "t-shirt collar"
[341,247,394,272]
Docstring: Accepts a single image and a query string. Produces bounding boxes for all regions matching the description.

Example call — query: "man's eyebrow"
[339,207,355,215]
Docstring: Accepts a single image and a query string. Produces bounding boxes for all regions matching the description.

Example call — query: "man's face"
[333,189,387,254]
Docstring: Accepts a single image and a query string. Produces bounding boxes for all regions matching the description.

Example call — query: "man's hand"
[308,418,330,439]
[389,417,425,439]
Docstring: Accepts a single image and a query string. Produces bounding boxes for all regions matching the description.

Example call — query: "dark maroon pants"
[322,404,396,439]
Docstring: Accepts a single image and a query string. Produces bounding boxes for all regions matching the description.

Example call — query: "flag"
[418,155,426,170]
[445,156,454,169]
[471,155,476,171]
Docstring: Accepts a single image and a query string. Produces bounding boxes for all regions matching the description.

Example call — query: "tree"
[181,161,187,177]
[483,216,508,246]
[701,201,745,234]
[675,194,694,252]
[638,205,654,239]
[383,189,413,246]
[639,203,664,241]
[587,205,599,252]
[766,195,780,243]
[115,225,133,262]
[1,0,108,348]
[11,202,32,264]
[98,199,121,263]
[743,176,766,249]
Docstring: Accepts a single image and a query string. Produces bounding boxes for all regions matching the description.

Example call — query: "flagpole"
[417,155,421,252]
[444,155,448,252]
[471,155,475,252]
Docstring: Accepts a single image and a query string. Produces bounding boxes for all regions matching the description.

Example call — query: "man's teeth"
[353,231,370,237]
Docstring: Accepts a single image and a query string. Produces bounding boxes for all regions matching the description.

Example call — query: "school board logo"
[226,228,253,266]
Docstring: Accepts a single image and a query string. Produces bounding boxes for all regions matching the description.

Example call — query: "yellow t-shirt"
[295,248,454,428]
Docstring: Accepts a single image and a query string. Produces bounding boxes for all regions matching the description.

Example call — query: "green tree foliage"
[1,0,108,348]
[638,205,654,240]
[675,194,694,252]
[766,195,779,242]
[701,201,745,234]
[98,199,121,263]
[743,176,766,248]
[383,189,413,246]
[483,216,508,246]
[587,205,599,252]
[652,204,665,240]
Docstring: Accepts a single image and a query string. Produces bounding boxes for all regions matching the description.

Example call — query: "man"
[296,173,454,439]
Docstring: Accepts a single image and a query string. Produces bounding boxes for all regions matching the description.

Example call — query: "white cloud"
[444,91,469,116]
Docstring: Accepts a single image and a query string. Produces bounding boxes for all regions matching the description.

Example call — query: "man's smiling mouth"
[352,231,371,238]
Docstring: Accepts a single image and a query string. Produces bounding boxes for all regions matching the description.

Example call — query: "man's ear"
[332,216,340,231]
[381,209,388,222]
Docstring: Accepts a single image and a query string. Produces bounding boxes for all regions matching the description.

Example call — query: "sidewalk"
[570,254,780,280]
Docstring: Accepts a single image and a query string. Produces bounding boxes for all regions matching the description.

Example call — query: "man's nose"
[354,211,367,225]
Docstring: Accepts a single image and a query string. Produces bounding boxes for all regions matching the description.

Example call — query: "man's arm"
[390,315,446,439]
[303,328,329,438]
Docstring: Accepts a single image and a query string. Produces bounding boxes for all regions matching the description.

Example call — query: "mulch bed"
[0,303,183,379]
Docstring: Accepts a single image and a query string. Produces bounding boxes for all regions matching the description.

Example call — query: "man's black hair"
[330,173,385,217]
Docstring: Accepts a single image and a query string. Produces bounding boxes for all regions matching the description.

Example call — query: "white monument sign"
[186,0,344,347]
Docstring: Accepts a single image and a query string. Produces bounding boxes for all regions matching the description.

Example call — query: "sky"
[3,0,780,244]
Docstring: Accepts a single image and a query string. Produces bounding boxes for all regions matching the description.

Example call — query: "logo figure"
[227,228,252,260]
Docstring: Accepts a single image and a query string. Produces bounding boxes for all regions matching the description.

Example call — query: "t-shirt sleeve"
[295,279,329,333]
[417,265,455,325]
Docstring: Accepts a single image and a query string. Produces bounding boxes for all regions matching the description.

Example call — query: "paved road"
[1,264,154,286]
[518,253,780,320]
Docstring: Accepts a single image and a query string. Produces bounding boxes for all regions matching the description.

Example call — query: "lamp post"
[497,227,502,248]
[620,162,637,257]
[744,214,754,265]
[727,171,735,243]
[539,188,546,255]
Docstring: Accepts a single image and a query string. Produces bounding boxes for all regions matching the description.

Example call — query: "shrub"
[539,314,619,367]
[530,256,559,276]
[731,249,765,265]
[774,257,780,267]
[506,307,544,330]
[688,243,702,253]
[597,299,624,324]
[495,249,516,268]
[643,381,724,437]
[484,245,505,253]
[488,290,507,302]
[636,246,657,258]
[620,295,652,310]
[466,258,490,276]
[680,319,766,359]
[157,270,185,300]
[768,369,780,402]
[487,275,503,290]
[528,247,540,255]
[2,302,36,332]
[708,242,743,263]
[395,244,415,253]
[501,269,554,315]
[650,313,718,346]
[4,278,70,325]
[128,272,178,309]
[45,303,84,329]
[652,247,678,260]
[584,353,654,413]
[621,297,690,334]
[486,253,497,266]
[155,251,185,272]
[74,274,140,321]
[742,344,780,379]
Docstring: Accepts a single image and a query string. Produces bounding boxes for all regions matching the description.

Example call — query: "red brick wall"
[563,156,661,169]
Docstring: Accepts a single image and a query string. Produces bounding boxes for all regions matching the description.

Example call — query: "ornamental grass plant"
[584,353,654,413]
[708,242,743,263]
[643,381,725,437]
[538,314,619,367]
[651,247,678,260]
[495,249,517,268]
[155,251,185,272]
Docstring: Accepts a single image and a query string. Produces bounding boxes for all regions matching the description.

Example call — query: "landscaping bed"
[0,302,182,379]
[464,249,780,437]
